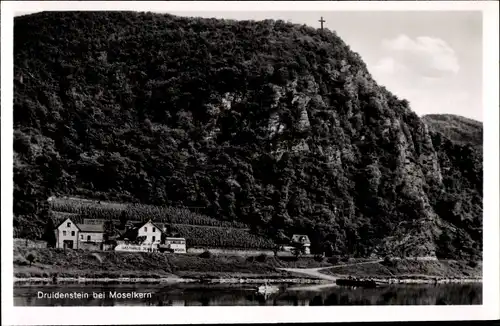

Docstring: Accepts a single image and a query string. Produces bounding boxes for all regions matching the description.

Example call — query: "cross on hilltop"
[319,16,326,30]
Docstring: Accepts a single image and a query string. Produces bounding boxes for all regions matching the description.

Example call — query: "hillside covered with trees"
[13,11,482,260]
[422,114,482,148]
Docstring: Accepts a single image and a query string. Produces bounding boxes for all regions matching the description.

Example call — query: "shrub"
[314,254,324,262]
[26,252,37,266]
[327,256,340,265]
[467,260,478,268]
[256,253,267,262]
[279,256,298,262]
[382,255,395,267]
[199,250,212,259]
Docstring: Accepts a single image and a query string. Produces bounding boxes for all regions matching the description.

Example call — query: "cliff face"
[13,12,482,259]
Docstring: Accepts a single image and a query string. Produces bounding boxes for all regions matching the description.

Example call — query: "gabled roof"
[55,217,81,231]
[291,234,311,244]
[118,220,164,241]
[77,224,105,233]
[138,219,165,231]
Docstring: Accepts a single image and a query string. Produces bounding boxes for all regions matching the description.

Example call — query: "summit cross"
[319,16,326,30]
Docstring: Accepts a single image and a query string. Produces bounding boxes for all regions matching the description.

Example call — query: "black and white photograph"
[1,1,499,324]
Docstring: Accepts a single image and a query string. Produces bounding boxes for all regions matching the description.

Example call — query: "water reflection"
[14,283,482,306]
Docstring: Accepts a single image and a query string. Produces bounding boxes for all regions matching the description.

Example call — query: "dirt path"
[278,260,383,282]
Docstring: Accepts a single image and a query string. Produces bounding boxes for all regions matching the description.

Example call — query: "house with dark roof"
[291,234,311,254]
[117,219,165,249]
[77,223,105,244]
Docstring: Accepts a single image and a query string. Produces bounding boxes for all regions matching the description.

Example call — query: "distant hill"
[422,114,482,148]
[13,11,482,260]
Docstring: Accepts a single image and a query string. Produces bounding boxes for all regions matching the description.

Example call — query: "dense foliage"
[422,114,482,148]
[421,114,483,260]
[14,11,482,259]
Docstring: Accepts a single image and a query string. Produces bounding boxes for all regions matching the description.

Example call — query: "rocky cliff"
[13,12,482,259]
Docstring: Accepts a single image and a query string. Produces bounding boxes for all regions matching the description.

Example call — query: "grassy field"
[322,258,482,280]
[14,247,330,279]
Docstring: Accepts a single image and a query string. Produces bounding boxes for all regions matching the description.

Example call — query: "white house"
[136,220,163,246]
[55,218,80,249]
[118,220,163,251]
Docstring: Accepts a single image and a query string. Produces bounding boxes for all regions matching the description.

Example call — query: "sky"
[14,10,483,121]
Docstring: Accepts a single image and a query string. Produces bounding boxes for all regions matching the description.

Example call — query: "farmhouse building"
[55,217,105,250]
[78,224,105,244]
[55,218,81,249]
[119,220,163,249]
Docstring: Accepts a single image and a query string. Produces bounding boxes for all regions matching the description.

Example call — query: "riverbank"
[13,247,329,281]
[320,258,482,283]
[14,248,482,285]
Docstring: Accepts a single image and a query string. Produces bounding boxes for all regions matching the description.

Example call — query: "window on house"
[67,222,71,227]
[153,227,156,232]
[81,235,83,239]
[144,227,147,232]
[152,236,156,242]
[63,231,67,236]
[71,231,75,236]
[87,235,91,241]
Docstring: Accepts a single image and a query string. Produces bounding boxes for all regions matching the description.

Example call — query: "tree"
[161,232,167,244]
[275,229,289,245]
[291,242,305,259]
[119,211,128,229]
[103,220,117,243]
[322,240,334,257]
[26,252,36,266]
[42,216,57,248]
[436,229,456,258]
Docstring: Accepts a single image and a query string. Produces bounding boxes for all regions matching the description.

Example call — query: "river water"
[14,282,482,306]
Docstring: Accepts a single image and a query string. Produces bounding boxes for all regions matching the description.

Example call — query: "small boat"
[257,283,280,294]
